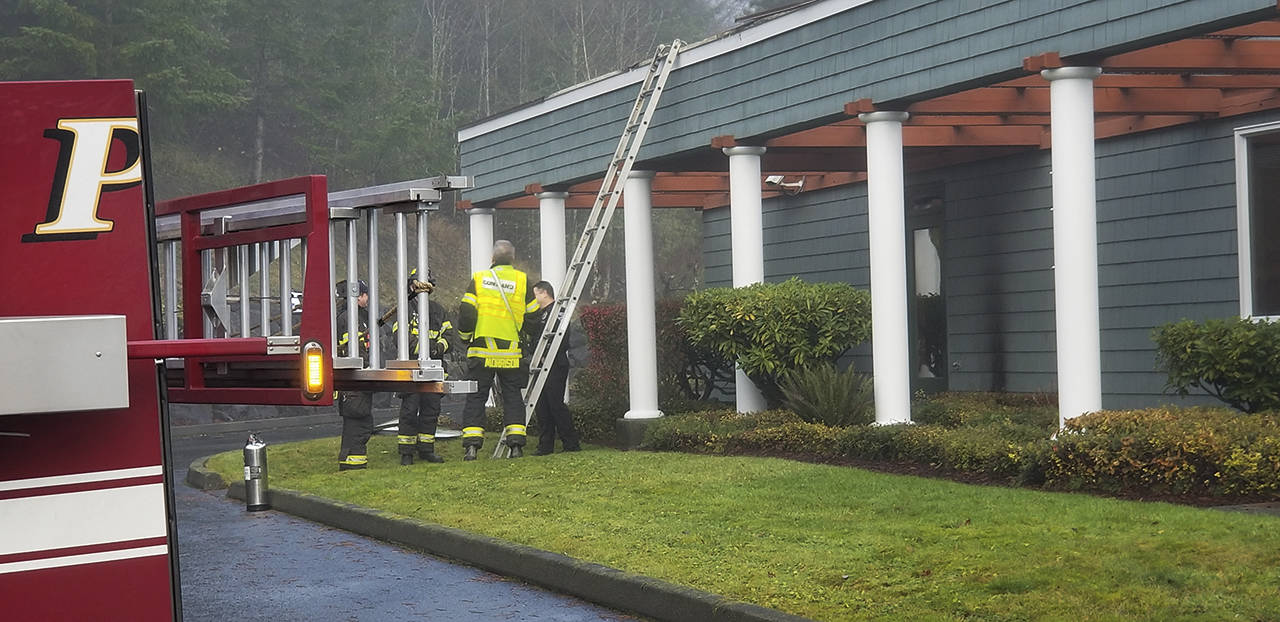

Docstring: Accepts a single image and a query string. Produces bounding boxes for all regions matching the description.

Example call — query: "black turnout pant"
[461,356,527,448]
[338,391,374,463]
[535,364,580,453]
[397,391,441,455]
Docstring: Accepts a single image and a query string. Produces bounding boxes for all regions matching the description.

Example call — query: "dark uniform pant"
[397,391,442,456]
[338,391,374,467]
[535,364,580,453]
[461,356,527,448]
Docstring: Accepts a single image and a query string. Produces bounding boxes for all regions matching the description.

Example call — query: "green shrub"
[679,278,872,405]
[642,395,1280,499]
[893,423,1041,477]
[641,409,801,451]
[912,392,1058,431]
[657,299,734,401]
[726,421,841,455]
[778,364,874,426]
[569,403,617,444]
[833,425,904,461]
[645,405,1045,481]
[1045,407,1280,496]
[1153,317,1280,413]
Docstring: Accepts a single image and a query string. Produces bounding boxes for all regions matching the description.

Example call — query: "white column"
[1042,66,1104,426]
[723,146,769,413]
[622,171,663,419]
[468,206,498,408]
[858,111,912,425]
[468,206,494,273]
[537,191,569,290]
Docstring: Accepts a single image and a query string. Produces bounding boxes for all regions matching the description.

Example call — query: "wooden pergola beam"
[567,172,731,194]
[906,87,1224,115]
[1220,88,1280,116]
[493,192,723,210]
[1093,114,1205,140]
[768,124,1046,148]
[1101,39,1280,73]
[901,114,1051,126]
[489,170,876,212]
[766,125,863,147]
[998,73,1280,90]
[1202,18,1280,39]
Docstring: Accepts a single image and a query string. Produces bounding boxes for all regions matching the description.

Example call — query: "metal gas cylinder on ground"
[243,433,270,511]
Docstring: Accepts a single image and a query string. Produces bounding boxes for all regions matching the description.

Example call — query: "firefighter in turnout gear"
[457,240,540,460]
[390,270,454,466]
[336,279,374,471]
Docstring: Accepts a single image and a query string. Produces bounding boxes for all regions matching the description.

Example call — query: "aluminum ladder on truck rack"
[494,39,683,457]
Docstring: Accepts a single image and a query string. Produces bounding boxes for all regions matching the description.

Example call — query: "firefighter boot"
[508,445,523,458]
[338,457,367,471]
[463,446,478,461]
[400,454,414,466]
[418,446,445,463]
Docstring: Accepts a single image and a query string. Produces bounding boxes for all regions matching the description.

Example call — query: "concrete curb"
[185,456,228,490]
[225,479,813,622]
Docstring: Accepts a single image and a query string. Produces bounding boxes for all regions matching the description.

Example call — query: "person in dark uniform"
[529,281,581,455]
[391,270,454,466]
[456,240,540,460]
[336,279,374,471]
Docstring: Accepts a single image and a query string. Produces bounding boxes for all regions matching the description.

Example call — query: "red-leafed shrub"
[570,302,733,441]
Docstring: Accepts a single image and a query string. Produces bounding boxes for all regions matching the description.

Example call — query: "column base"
[871,417,914,427]
[616,415,663,449]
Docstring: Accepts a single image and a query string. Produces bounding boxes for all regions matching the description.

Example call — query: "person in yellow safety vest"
[389,269,454,466]
[335,279,374,471]
[456,240,540,460]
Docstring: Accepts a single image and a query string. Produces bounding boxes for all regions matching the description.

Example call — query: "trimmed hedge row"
[645,413,1044,480]
[1047,407,1280,496]
[642,399,1280,499]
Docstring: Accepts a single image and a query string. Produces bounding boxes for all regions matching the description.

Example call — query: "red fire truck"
[1,79,469,620]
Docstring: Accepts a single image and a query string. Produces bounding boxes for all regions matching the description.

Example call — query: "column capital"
[627,170,657,180]
[535,191,569,200]
[467,206,495,216]
[1040,66,1102,82]
[858,110,910,124]
[722,145,766,157]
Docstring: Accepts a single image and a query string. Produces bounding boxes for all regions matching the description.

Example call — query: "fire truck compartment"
[0,315,129,415]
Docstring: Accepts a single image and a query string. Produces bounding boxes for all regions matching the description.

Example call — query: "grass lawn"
[207,436,1280,621]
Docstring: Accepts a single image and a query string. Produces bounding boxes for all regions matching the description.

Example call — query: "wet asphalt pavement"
[171,412,635,621]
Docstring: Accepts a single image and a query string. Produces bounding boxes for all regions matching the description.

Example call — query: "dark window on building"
[908,192,946,392]
[1247,131,1280,316]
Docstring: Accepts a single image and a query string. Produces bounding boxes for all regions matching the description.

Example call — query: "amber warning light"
[302,341,325,400]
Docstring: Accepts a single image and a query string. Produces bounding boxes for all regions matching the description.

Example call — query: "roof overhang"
[468,16,1280,212]
[456,0,877,143]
